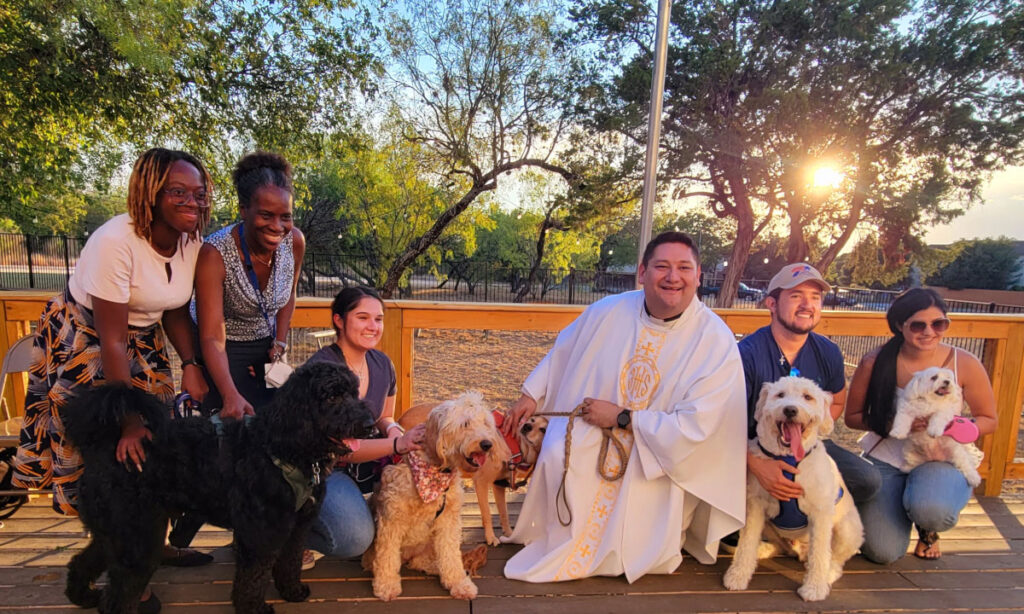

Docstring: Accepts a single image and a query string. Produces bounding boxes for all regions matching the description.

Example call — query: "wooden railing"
[4,292,1024,496]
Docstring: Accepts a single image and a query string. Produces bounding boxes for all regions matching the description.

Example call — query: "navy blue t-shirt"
[737,326,845,440]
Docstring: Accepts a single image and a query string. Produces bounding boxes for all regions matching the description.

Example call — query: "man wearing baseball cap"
[721,263,881,551]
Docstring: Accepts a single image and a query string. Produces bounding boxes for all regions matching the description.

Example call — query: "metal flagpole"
[636,0,673,284]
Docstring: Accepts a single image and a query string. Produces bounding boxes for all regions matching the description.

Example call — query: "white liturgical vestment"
[504,290,746,583]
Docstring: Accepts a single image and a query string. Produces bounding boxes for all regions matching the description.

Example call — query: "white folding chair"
[0,335,36,423]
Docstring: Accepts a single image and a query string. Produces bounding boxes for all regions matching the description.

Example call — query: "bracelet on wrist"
[393,436,401,455]
[181,357,203,368]
[387,423,405,436]
[273,339,288,352]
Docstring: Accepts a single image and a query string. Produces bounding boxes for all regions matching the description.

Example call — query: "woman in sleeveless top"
[193,152,305,418]
[845,288,996,562]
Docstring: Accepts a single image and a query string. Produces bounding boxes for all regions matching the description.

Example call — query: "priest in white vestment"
[502,232,747,583]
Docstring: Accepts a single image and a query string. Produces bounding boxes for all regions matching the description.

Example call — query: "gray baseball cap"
[766,263,832,295]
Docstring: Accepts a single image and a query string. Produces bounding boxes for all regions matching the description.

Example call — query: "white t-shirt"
[68,214,202,327]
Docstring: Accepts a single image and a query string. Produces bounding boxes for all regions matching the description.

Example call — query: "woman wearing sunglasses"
[845,288,996,563]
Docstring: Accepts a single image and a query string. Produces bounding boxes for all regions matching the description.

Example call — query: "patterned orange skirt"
[12,291,174,515]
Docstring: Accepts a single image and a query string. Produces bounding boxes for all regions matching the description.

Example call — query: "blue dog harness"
[758,443,844,531]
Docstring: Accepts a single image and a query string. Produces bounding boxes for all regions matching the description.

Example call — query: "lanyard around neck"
[237,223,276,338]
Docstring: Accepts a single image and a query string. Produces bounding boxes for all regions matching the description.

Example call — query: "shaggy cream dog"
[723,376,863,602]
[476,413,547,546]
[890,366,982,486]
[364,391,505,601]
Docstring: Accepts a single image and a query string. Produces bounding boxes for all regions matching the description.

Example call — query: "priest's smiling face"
[639,241,701,319]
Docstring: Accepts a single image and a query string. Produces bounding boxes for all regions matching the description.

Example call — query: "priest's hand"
[506,393,537,435]
[748,451,803,501]
[581,398,620,429]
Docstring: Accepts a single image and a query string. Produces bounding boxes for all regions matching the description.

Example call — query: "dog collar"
[758,442,819,468]
[405,451,455,504]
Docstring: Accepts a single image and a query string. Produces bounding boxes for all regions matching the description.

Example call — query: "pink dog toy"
[943,416,978,444]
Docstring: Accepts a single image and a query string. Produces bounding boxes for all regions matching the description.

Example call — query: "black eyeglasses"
[906,318,950,334]
[160,187,209,209]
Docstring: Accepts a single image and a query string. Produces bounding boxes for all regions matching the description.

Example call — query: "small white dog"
[889,366,983,487]
[723,376,863,602]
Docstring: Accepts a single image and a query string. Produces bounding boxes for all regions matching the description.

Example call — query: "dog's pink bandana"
[405,451,455,503]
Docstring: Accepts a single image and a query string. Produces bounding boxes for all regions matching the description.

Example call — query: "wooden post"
[382,303,413,416]
[983,325,1024,495]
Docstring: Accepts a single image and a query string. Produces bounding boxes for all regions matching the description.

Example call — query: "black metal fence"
[2,233,1022,314]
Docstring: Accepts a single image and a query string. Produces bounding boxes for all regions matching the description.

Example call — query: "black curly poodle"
[63,361,373,614]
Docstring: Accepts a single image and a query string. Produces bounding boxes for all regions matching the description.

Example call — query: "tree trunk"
[716,162,756,308]
[815,153,875,271]
[515,216,554,303]
[380,181,491,297]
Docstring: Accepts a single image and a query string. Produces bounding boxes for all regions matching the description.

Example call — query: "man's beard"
[778,313,816,335]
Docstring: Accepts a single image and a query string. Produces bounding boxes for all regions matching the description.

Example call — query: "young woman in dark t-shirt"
[302,286,425,568]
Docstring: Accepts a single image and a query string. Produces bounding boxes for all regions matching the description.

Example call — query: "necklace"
[342,351,368,383]
[250,250,274,267]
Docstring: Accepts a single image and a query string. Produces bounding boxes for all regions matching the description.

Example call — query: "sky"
[924,165,1024,245]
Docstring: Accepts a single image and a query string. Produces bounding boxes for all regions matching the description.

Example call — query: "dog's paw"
[798,581,831,602]
[449,579,478,600]
[485,533,501,547]
[278,582,310,602]
[828,563,844,585]
[965,468,982,487]
[64,585,100,609]
[722,565,751,591]
[373,577,402,602]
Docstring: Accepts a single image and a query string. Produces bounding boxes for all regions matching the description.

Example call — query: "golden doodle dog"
[889,366,982,486]
[724,376,863,602]
[478,413,547,546]
[400,403,547,547]
[364,391,505,601]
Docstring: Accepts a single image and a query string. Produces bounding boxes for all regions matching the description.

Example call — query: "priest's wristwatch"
[616,408,631,429]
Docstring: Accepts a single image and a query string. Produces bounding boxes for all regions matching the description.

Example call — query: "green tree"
[570,0,1024,305]
[300,126,487,291]
[375,0,589,297]
[928,238,1022,290]
[1,0,377,231]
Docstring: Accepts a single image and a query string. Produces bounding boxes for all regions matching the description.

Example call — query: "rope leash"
[539,404,630,527]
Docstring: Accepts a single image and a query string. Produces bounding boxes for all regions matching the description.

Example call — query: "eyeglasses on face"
[160,187,210,209]
[906,318,951,334]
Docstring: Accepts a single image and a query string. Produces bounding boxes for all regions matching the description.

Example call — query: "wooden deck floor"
[2,491,1023,613]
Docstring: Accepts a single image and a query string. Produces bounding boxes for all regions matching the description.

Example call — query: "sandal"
[161,545,214,567]
[914,527,941,560]
[302,549,317,571]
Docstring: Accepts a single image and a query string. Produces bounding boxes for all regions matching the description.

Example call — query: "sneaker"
[720,531,739,554]
[301,549,317,571]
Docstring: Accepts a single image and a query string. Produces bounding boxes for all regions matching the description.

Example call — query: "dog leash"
[544,403,630,527]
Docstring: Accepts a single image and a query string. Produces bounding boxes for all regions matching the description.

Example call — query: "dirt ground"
[409,328,1024,494]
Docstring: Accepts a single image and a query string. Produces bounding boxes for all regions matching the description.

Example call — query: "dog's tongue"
[783,423,805,461]
[471,452,487,467]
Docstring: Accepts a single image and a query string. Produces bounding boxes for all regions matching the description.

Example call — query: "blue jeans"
[857,458,971,564]
[824,439,882,505]
[307,472,375,558]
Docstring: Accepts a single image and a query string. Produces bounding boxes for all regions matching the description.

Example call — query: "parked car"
[698,284,719,298]
[698,282,763,301]
[823,290,859,307]
[737,282,763,301]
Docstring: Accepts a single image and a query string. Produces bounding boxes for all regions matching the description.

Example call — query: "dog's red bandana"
[405,451,455,503]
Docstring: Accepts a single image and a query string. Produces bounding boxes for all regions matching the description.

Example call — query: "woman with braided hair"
[13,147,211,514]
[12,148,214,610]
